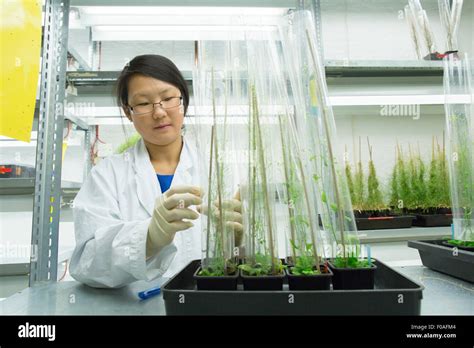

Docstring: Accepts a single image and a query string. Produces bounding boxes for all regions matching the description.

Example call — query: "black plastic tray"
[356,215,415,230]
[162,259,423,315]
[408,240,474,283]
[412,214,452,227]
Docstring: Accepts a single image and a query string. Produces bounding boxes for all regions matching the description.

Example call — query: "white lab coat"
[70,137,202,288]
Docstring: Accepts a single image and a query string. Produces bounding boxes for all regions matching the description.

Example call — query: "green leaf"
[289,239,299,250]
[321,191,327,203]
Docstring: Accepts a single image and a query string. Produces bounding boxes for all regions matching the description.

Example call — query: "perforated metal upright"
[299,0,324,60]
[29,0,70,286]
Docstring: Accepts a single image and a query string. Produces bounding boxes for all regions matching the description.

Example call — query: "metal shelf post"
[29,0,70,286]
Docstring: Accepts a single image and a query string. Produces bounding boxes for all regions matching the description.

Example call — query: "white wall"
[321,0,473,60]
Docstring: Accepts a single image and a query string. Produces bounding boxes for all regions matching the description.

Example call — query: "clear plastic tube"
[193,10,367,274]
[278,11,362,264]
[192,38,247,276]
[443,54,474,242]
[241,29,284,275]
[405,5,422,59]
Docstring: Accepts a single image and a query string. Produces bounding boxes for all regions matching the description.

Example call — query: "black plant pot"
[413,214,453,227]
[328,260,377,290]
[193,267,239,290]
[286,265,333,290]
[240,272,285,291]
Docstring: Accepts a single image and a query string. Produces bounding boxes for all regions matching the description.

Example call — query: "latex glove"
[147,185,202,256]
[197,190,243,246]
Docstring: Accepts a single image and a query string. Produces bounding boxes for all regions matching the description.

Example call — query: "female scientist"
[70,55,242,288]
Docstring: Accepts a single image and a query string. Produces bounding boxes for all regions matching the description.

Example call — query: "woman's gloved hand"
[197,190,243,246]
[147,185,202,257]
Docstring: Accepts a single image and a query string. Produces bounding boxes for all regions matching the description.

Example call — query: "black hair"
[116,54,189,116]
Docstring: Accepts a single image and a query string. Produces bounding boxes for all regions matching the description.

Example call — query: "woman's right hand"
[147,185,202,257]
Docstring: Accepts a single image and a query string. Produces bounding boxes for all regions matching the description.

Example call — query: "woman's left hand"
[197,190,243,246]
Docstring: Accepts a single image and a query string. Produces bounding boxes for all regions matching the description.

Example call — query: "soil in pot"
[328,258,377,290]
[287,263,333,290]
[354,209,391,219]
[239,261,286,291]
[193,264,239,290]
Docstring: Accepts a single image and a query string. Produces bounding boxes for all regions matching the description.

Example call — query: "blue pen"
[138,286,161,300]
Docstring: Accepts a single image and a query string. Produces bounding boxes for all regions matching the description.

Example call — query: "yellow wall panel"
[0,0,42,143]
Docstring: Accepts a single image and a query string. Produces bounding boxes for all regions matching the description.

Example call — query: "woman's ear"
[122,105,132,122]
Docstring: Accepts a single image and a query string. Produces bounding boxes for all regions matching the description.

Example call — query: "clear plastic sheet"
[192,10,367,274]
[192,37,247,275]
[278,11,362,263]
[443,54,474,242]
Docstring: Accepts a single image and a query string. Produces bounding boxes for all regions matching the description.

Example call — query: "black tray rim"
[408,239,474,262]
[161,258,425,295]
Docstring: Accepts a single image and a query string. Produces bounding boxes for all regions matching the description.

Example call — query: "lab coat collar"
[132,137,195,217]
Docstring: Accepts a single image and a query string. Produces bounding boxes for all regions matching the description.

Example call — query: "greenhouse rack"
[162,259,423,315]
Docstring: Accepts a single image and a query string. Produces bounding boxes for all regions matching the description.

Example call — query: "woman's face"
[125,74,184,146]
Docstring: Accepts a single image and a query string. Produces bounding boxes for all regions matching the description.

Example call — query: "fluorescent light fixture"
[92,25,276,41]
[82,14,282,27]
[94,25,276,32]
[329,94,472,106]
[79,6,288,16]
[79,6,287,27]
[77,5,288,40]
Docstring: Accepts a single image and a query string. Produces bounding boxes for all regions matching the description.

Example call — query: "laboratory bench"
[1,263,472,316]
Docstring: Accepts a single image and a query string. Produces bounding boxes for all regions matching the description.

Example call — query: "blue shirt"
[156,174,174,193]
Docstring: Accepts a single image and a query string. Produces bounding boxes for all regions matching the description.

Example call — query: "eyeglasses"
[129,96,183,116]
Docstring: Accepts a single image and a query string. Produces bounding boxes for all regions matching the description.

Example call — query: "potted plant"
[328,236,375,290]
[412,136,453,226]
[348,139,414,230]
[238,85,285,291]
[280,13,376,290]
[380,144,417,228]
[278,113,332,291]
[352,137,366,212]
[192,67,239,290]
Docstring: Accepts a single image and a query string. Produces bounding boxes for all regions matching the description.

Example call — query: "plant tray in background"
[356,215,415,230]
[162,259,423,315]
[412,214,453,227]
[408,240,474,283]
